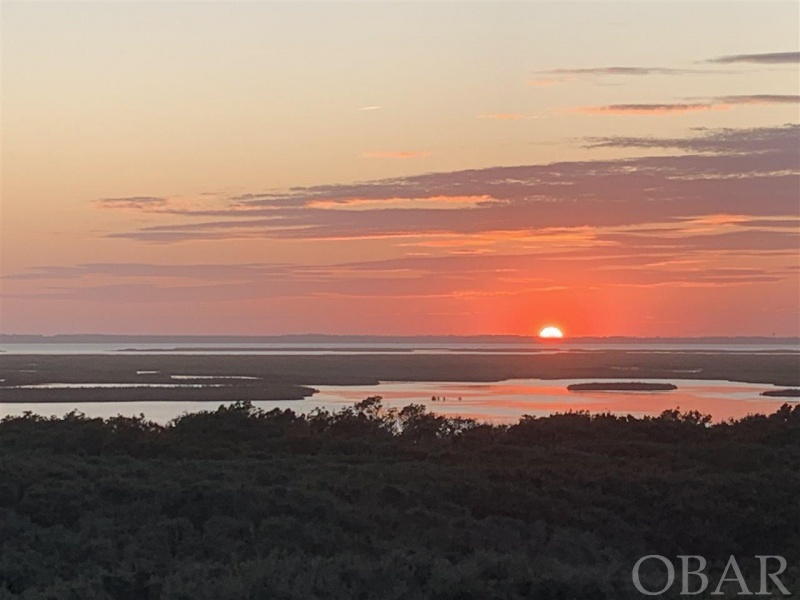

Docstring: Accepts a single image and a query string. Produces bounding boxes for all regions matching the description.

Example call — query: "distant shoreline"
[2,334,799,345]
[117,347,417,353]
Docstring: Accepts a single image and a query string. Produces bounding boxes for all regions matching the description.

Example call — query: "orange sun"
[538,325,564,339]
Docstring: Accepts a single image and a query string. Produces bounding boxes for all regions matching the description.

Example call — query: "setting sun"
[539,326,564,339]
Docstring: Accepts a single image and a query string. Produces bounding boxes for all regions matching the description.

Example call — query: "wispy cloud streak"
[363,151,431,159]
[708,51,800,64]
[545,66,702,76]
[575,95,799,115]
[97,197,168,210]
[586,124,800,154]
[475,113,530,120]
[575,103,726,115]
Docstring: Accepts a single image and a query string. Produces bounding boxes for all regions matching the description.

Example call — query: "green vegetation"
[762,389,800,398]
[567,382,677,392]
[1,399,799,599]
[2,350,798,404]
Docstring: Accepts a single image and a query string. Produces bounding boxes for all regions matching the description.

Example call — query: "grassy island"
[761,388,800,398]
[567,381,678,392]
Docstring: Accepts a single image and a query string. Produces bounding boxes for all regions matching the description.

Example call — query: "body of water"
[0,378,794,424]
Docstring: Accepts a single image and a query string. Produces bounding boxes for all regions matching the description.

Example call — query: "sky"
[1,1,799,337]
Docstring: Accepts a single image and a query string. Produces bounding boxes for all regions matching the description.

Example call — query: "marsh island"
[567,382,678,392]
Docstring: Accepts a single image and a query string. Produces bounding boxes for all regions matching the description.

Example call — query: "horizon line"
[2,333,798,342]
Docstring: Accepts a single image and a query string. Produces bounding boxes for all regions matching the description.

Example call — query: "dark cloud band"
[708,52,800,64]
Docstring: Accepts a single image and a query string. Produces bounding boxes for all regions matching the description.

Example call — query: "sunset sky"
[2,1,798,336]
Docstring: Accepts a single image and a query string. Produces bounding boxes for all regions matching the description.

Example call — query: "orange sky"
[1,2,798,336]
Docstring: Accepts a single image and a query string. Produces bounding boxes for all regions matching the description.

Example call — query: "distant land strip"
[2,334,799,345]
[117,347,417,353]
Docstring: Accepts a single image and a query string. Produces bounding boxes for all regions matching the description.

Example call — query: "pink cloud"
[574,95,798,115]
[475,113,529,120]
[574,103,730,115]
[308,195,497,211]
[526,78,562,87]
[363,151,431,159]
[96,197,168,210]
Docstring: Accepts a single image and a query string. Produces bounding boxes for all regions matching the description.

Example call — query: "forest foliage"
[1,399,799,599]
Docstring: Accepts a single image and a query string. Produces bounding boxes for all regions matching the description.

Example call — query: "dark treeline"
[1,400,799,599]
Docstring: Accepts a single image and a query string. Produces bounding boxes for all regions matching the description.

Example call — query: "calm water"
[2,342,797,423]
[0,378,794,424]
